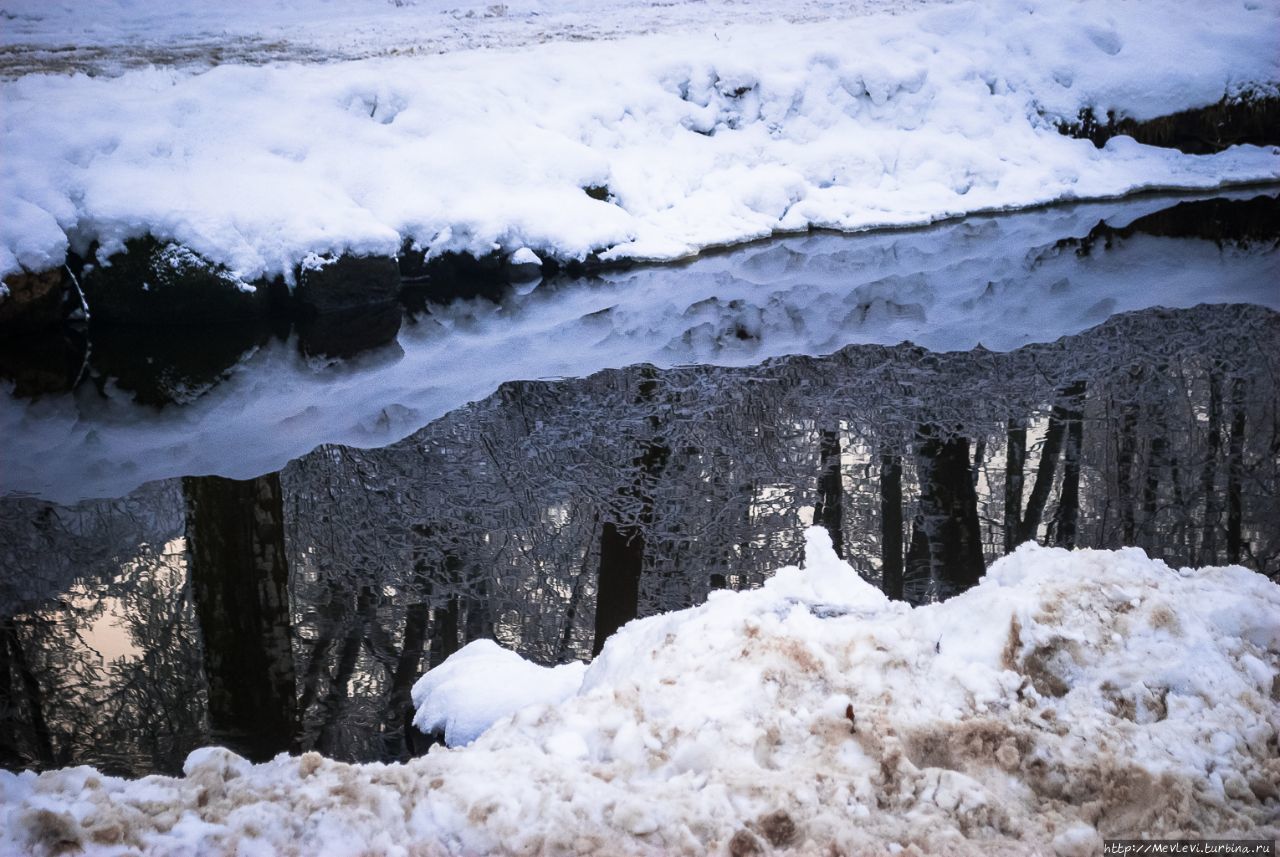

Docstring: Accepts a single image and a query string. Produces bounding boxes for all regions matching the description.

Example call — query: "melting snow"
[3,528,1276,855]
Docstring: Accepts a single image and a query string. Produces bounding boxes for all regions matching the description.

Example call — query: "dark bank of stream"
[0,190,1277,777]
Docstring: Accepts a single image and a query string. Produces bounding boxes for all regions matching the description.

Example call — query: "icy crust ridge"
[3,0,1280,282]
[3,529,1279,856]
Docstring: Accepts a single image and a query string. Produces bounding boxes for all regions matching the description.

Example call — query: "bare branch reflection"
[1,302,1276,774]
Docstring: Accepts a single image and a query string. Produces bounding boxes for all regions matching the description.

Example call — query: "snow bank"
[3,528,1277,855]
[2,0,1278,282]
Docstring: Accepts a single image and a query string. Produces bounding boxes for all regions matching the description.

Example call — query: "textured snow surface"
[2,0,1279,281]
[0,0,941,76]
[3,529,1277,856]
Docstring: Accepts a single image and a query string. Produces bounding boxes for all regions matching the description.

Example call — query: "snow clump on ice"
[412,638,586,747]
[2,527,1277,855]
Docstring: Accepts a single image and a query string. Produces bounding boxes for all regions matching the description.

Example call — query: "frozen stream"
[2,190,1277,505]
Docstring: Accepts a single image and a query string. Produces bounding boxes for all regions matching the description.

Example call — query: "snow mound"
[411,639,587,747]
[2,529,1277,855]
[3,0,1279,282]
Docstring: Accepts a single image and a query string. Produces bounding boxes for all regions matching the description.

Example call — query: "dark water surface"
[1,192,1277,777]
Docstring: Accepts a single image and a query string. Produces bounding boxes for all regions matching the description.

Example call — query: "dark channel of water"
[0,192,1277,778]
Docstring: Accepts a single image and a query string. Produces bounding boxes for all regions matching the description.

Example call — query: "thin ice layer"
[2,0,1278,281]
[2,529,1276,855]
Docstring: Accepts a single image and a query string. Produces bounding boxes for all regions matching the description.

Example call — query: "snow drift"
[2,528,1277,855]
[2,0,1279,283]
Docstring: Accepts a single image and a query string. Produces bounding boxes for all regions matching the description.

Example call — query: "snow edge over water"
[2,0,1279,283]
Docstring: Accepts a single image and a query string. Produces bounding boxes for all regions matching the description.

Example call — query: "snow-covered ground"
[0,0,940,78]
[3,190,1277,504]
[3,529,1276,855]
[2,0,1278,284]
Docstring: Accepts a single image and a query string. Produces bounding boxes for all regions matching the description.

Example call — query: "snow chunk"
[764,524,891,609]
[411,639,586,746]
[182,745,252,781]
[510,247,541,267]
[299,252,337,273]
[507,246,543,282]
[1052,822,1103,857]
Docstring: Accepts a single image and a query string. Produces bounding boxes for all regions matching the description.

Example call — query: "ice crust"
[2,0,1278,282]
[2,529,1277,855]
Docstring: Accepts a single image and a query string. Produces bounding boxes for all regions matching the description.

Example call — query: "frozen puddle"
[2,529,1276,855]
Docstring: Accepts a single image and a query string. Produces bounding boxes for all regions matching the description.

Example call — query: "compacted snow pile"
[3,528,1277,856]
[2,0,1279,283]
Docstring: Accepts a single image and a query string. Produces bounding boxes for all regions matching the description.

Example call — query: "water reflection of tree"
[280,305,1276,700]
[184,474,296,761]
[0,499,206,775]
[2,303,1276,774]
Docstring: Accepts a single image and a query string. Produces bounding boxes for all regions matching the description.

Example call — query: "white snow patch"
[411,639,587,746]
[299,252,336,273]
[2,529,1277,855]
[1,0,1277,281]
